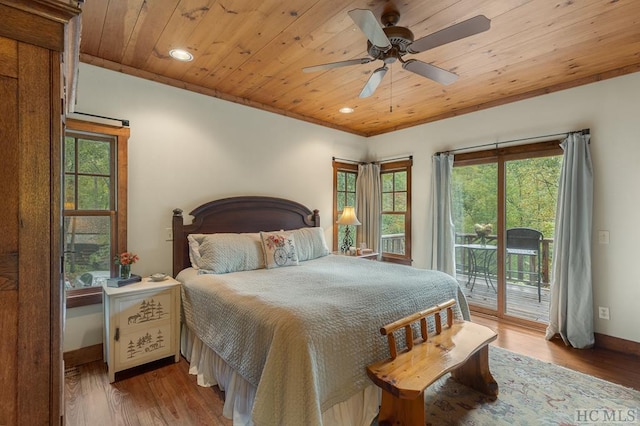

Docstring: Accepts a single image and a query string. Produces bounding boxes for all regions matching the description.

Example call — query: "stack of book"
[107,274,142,288]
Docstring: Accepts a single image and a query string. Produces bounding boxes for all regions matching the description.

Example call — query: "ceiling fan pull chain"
[390,65,393,113]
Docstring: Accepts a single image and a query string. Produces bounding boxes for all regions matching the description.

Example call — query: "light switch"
[598,230,609,245]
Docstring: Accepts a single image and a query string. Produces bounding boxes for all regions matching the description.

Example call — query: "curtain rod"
[378,154,413,164]
[332,157,360,164]
[68,112,130,127]
[332,155,413,165]
[435,128,590,156]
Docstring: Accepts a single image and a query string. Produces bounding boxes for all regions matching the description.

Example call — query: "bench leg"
[378,388,425,426]
[451,345,498,398]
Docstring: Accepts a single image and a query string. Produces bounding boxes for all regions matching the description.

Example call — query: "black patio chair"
[506,228,543,302]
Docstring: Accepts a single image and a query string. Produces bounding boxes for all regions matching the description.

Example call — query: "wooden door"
[0,33,21,426]
[0,1,80,424]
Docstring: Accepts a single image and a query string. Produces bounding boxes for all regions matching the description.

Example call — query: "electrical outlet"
[598,230,610,244]
[598,306,610,320]
[165,227,173,241]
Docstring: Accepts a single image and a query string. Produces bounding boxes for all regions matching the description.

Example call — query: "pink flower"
[114,252,139,265]
[266,235,286,249]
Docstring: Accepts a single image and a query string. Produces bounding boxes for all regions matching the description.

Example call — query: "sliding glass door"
[452,162,498,312]
[504,156,561,322]
[452,142,562,326]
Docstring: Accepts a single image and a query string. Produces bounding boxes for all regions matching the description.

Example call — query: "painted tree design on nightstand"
[137,332,153,350]
[127,340,138,359]
[156,329,164,349]
[122,293,171,360]
[127,298,168,325]
[156,302,164,319]
[126,329,166,359]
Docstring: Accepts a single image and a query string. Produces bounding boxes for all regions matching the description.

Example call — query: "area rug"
[418,346,639,426]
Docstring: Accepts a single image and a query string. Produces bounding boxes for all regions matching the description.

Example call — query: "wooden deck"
[457,273,550,323]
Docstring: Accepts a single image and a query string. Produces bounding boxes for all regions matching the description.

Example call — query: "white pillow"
[290,227,329,261]
[187,234,207,269]
[260,231,299,269]
[187,233,265,274]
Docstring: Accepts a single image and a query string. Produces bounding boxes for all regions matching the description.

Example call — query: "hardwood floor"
[64,318,640,425]
[64,357,232,426]
[472,315,640,391]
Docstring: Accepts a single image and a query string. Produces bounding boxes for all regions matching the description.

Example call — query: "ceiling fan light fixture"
[339,107,354,114]
[169,49,194,62]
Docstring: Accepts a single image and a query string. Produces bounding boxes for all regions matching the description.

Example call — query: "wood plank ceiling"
[79,0,640,137]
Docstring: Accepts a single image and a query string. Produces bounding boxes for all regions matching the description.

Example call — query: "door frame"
[454,141,563,330]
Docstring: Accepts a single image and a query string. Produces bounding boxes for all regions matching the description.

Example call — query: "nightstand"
[356,252,379,260]
[333,251,379,260]
[102,277,181,382]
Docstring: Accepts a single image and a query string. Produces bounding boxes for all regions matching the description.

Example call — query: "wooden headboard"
[172,196,320,276]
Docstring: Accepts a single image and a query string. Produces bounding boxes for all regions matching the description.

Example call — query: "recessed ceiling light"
[339,107,354,114]
[169,49,194,62]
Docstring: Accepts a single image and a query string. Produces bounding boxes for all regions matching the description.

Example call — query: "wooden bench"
[366,299,498,426]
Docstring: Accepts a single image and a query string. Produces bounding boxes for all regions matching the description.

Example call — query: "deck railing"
[381,233,405,254]
[455,233,553,285]
[381,233,553,285]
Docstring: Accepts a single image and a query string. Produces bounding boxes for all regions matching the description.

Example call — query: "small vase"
[119,264,131,279]
[480,235,486,247]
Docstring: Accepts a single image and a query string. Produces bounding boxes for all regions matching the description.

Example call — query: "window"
[332,158,412,263]
[64,119,130,308]
[380,160,412,264]
[332,160,358,252]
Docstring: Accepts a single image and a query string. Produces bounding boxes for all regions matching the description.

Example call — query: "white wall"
[366,72,640,344]
[64,64,366,351]
[65,64,640,351]
[64,304,103,352]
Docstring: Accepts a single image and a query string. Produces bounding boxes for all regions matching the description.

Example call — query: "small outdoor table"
[455,243,497,292]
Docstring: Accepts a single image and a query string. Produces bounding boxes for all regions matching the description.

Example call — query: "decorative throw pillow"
[187,233,265,273]
[290,227,329,261]
[260,231,299,269]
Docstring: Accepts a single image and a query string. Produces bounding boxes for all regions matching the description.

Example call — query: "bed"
[172,196,470,426]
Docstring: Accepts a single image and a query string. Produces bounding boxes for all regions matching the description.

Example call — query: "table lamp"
[337,206,361,253]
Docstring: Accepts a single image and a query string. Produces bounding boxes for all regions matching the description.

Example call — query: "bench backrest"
[380,299,456,359]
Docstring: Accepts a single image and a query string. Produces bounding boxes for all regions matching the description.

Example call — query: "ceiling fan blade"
[402,59,458,85]
[303,57,373,73]
[407,15,491,54]
[348,9,392,51]
[359,66,388,98]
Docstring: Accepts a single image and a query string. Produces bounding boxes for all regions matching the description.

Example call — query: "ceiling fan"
[303,8,491,98]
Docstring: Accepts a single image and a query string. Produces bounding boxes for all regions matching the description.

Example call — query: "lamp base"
[340,226,354,253]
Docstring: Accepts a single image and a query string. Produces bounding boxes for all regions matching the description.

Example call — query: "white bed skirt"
[181,324,381,426]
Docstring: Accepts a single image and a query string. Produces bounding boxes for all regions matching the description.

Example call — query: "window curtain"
[545,132,594,349]
[429,153,471,320]
[355,163,381,255]
[429,153,456,276]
